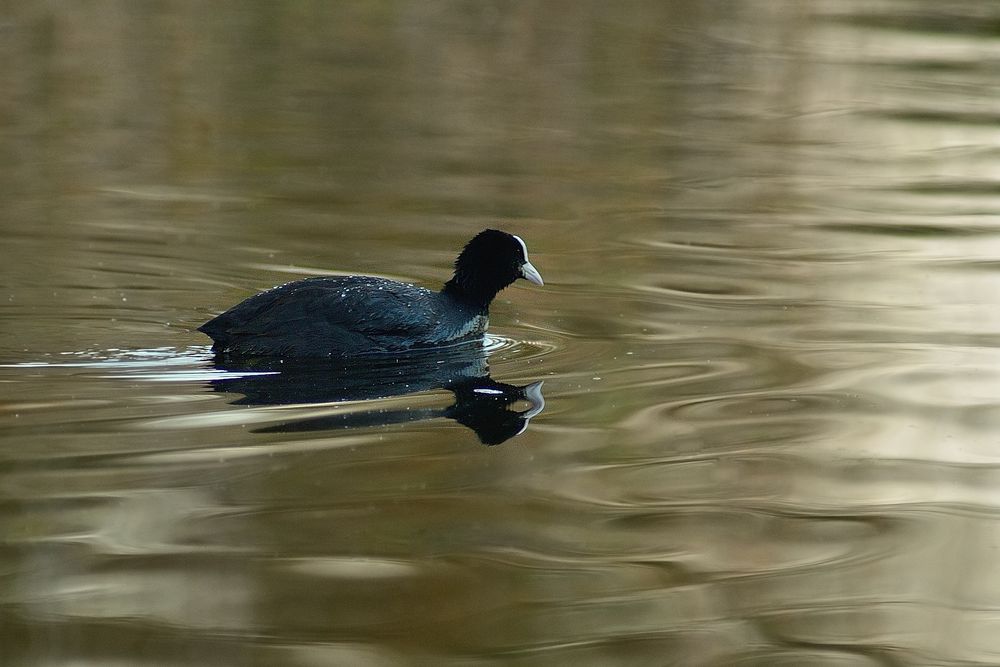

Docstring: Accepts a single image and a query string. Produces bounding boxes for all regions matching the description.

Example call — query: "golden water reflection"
[3,1,1000,665]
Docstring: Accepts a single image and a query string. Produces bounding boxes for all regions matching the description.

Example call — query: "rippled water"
[4,2,1000,665]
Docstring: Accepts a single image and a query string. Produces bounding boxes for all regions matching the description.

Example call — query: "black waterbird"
[199,229,543,357]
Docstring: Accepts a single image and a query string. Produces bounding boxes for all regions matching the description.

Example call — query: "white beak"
[522,381,545,418]
[514,381,546,437]
[520,260,544,286]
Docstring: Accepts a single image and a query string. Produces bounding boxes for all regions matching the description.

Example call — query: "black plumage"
[198,229,543,357]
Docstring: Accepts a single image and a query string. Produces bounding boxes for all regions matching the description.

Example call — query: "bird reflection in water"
[207,345,544,445]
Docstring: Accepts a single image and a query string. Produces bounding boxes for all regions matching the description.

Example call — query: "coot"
[199,229,543,357]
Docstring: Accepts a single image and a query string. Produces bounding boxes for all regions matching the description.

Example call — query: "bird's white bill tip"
[520,261,544,286]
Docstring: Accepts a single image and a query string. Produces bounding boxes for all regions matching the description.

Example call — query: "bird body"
[198,229,541,357]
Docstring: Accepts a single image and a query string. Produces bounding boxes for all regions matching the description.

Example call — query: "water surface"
[3,2,1000,665]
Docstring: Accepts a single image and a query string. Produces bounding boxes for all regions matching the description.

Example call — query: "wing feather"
[200,276,439,355]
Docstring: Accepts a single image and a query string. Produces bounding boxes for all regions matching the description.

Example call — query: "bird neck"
[442,276,499,311]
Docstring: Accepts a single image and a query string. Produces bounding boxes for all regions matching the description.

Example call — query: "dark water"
[3,2,1000,665]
